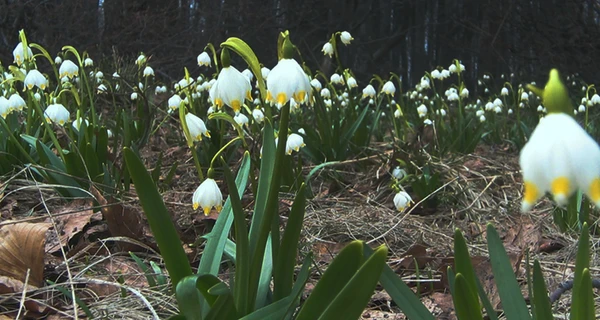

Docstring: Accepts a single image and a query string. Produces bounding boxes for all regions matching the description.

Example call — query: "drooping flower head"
[192,178,223,216]
[197,52,211,67]
[266,37,312,109]
[520,69,600,211]
[209,49,251,114]
[185,113,210,141]
[44,103,70,125]
[13,42,33,66]
[59,60,79,79]
[24,70,48,90]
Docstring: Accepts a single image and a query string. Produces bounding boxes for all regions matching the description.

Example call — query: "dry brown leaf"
[45,199,96,254]
[0,222,51,287]
[0,198,17,221]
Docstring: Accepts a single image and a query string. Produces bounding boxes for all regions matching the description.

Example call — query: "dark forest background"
[1,0,600,88]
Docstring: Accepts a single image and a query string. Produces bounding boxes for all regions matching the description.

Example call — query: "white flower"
[423,119,433,125]
[242,69,254,82]
[252,108,265,123]
[521,92,529,101]
[448,63,465,73]
[394,109,401,118]
[362,84,376,99]
[431,70,441,80]
[420,77,430,90]
[347,77,357,89]
[475,109,485,117]
[437,109,447,117]
[592,94,600,105]
[460,88,469,98]
[44,103,70,125]
[209,65,252,114]
[537,105,544,112]
[485,102,494,111]
[234,113,249,127]
[340,31,353,45]
[382,81,396,96]
[84,58,94,67]
[260,67,270,80]
[54,56,62,65]
[578,105,586,113]
[479,115,486,122]
[266,58,311,109]
[440,69,450,79]
[168,94,183,112]
[310,78,322,91]
[285,133,305,155]
[417,104,428,118]
[131,92,138,100]
[143,66,154,77]
[0,97,10,118]
[192,178,223,215]
[508,109,513,115]
[23,70,48,91]
[13,43,33,66]
[113,72,120,78]
[197,52,211,67]
[330,73,344,85]
[136,54,146,66]
[322,42,334,57]
[393,191,413,211]
[298,128,306,135]
[185,113,210,141]
[321,88,331,99]
[501,87,509,96]
[97,84,108,94]
[520,113,600,211]
[494,106,502,113]
[392,167,406,180]
[57,60,79,79]
[95,71,104,81]
[9,94,26,112]
[448,92,459,101]
[72,117,89,131]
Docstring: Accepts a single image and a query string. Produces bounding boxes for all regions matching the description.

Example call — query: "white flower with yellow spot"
[382,81,396,96]
[59,60,79,79]
[209,65,251,114]
[185,113,210,141]
[362,84,376,99]
[197,52,211,67]
[9,94,26,111]
[0,97,10,118]
[393,191,413,211]
[285,133,306,155]
[520,113,600,211]
[340,31,353,45]
[192,178,223,216]
[322,42,334,57]
[266,58,311,109]
[24,70,48,90]
[44,103,70,125]
[13,43,33,66]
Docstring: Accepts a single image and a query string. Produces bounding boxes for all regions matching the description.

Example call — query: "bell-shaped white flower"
[131,92,138,100]
[420,77,431,90]
[242,69,254,82]
[209,65,251,114]
[392,167,406,180]
[347,77,358,89]
[0,97,10,118]
[310,78,322,91]
[234,112,249,127]
[330,73,344,85]
[393,191,413,211]
[322,42,334,57]
[13,43,33,66]
[54,56,62,65]
[320,88,331,99]
[9,94,26,112]
[362,84,376,99]
[168,94,183,112]
[197,52,211,67]
[143,66,154,77]
[340,31,353,45]
[185,113,210,141]
[72,117,89,131]
[266,58,311,109]
[285,133,305,155]
[521,92,529,101]
[520,113,600,211]
[24,70,48,90]
[417,104,428,118]
[44,103,70,125]
[84,58,94,67]
[501,87,509,96]
[382,81,396,96]
[460,88,469,98]
[431,69,441,80]
[59,60,79,79]
[252,108,265,123]
[192,178,223,215]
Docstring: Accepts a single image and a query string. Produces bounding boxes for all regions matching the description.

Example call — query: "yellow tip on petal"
[276,93,287,106]
[295,91,306,103]
[215,205,222,212]
[551,176,571,205]
[522,181,539,212]
[203,207,211,216]
[193,203,199,210]
[215,98,224,108]
[588,178,600,205]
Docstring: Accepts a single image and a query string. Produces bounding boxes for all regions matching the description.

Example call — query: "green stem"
[191,145,204,181]
[0,116,36,164]
[209,136,242,169]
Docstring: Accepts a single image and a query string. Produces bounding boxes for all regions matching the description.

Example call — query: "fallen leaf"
[45,199,96,254]
[0,222,51,286]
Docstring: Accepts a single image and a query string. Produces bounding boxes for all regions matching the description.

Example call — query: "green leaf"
[365,245,435,320]
[453,229,480,309]
[176,275,204,320]
[317,245,388,320]
[273,183,306,300]
[453,273,484,320]
[221,157,251,315]
[220,37,266,101]
[572,268,594,320]
[486,224,531,320]
[571,223,592,320]
[124,147,192,291]
[532,260,552,320]
[129,252,157,288]
[475,276,499,320]
[295,241,364,320]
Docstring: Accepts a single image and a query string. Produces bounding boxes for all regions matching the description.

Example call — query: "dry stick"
[549,279,600,303]
[15,268,31,319]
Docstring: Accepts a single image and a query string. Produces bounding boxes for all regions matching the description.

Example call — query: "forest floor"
[0,131,591,319]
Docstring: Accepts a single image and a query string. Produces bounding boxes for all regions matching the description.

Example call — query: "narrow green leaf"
[176,275,204,320]
[273,183,307,300]
[124,147,192,290]
[453,273,484,320]
[474,276,499,320]
[150,261,168,287]
[572,268,594,320]
[204,292,238,320]
[486,224,531,320]
[317,245,388,320]
[129,252,157,288]
[295,241,364,320]
[532,260,552,320]
[453,229,480,308]
[221,157,251,315]
[364,245,435,320]
[571,223,591,320]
